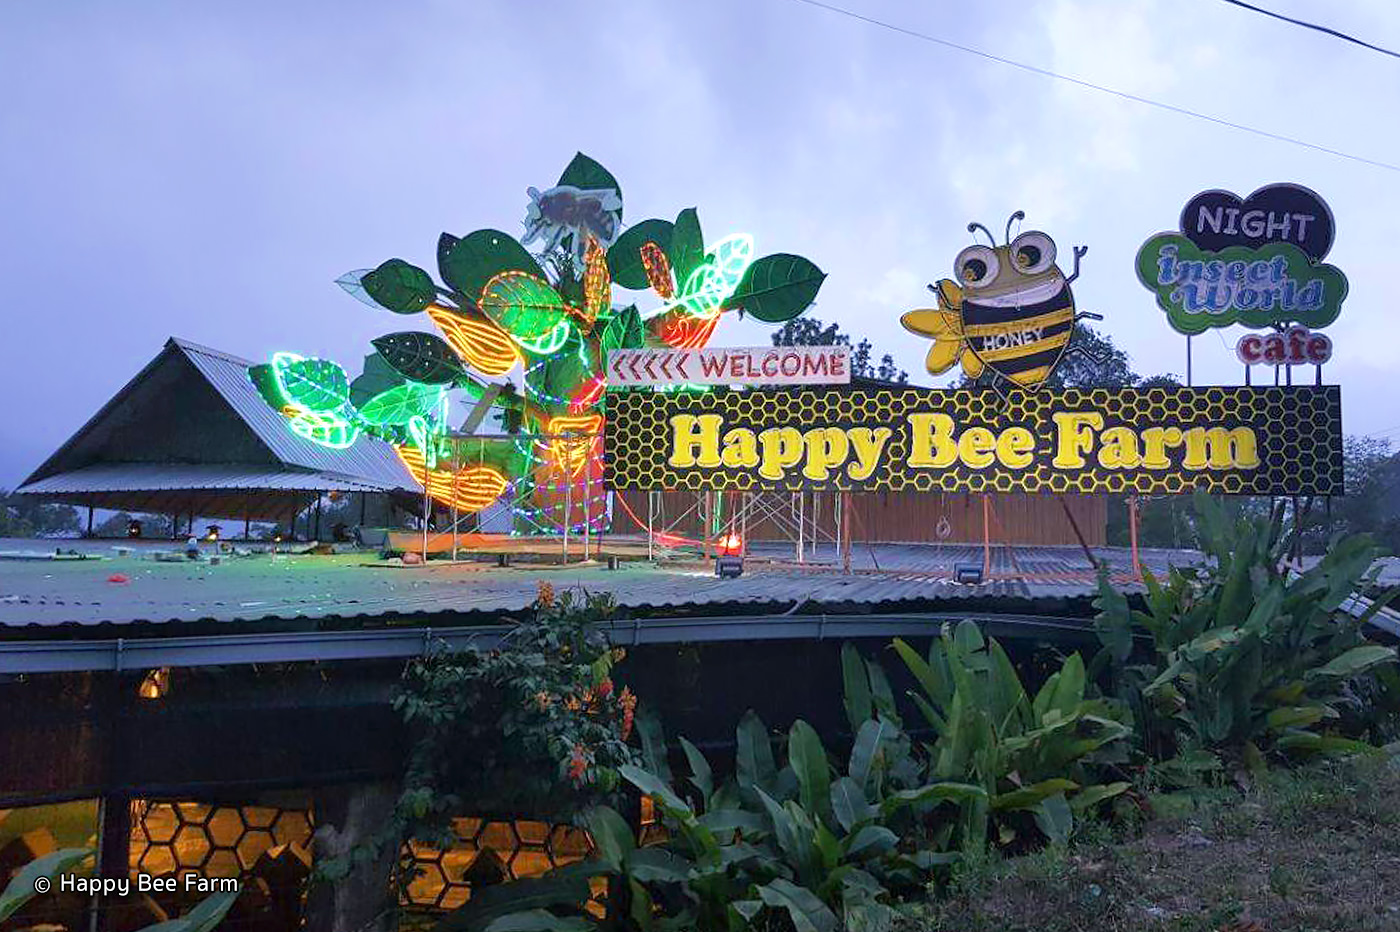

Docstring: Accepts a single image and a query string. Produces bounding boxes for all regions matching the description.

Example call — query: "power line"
[1216,0,1400,61]
[785,0,1400,174]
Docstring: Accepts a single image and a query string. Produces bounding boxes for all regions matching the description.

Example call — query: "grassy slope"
[899,754,1400,932]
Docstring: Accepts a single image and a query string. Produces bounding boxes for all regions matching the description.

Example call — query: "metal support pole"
[982,495,991,578]
[797,492,806,564]
[563,459,572,564]
[1128,495,1142,580]
[583,444,592,561]
[86,504,94,537]
[741,491,749,556]
[244,515,250,540]
[1186,335,1193,386]
[647,491,655,562]
[451,441,459,562]
[841,492,852,574]
[421,479,430,564]
[315,493,323,542]
[1057,494,1100,571]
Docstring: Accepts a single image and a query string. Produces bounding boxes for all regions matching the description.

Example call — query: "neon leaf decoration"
[371,331,466,384]
[517,319,572,356]
[581,235,610,324]
[426,305,521,376]
[289,409,360,449]
[600,305,645,356]
[478,271,570,344]
[658,308,720,349]
[437,230,546,305]
[672,234,754,319]
[546,413,603,477]
[640,242,675,299]
[357,382,445,426]
[725,253,829,323]
[274,356,351,412]
[361,258,436,314]
[606,218,673,289]
[396,445,509,513]
[349,352,407,409]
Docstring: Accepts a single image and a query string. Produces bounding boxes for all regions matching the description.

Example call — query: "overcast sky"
[3,0,1398,487]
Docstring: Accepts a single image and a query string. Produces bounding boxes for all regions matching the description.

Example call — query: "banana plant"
[883,621,1131,850]
[1093,491,1399,776]
[452,712,982,932]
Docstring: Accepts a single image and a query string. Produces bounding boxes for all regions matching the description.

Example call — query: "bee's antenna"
[1005,210,1025,245]
[967,222,997,247]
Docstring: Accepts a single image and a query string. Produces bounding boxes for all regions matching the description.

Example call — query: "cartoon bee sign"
[902,212,1097,390]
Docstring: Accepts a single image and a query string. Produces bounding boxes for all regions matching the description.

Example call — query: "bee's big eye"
[1010,231,1057,274]
[954,245,1000,289]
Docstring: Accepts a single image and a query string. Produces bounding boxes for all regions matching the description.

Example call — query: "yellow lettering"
[959,426,997,469]
[720,427,759,468]
[1052,412,1104,468]
[669,414,722,468]
[908,413,958,467]
[803,427,850,481]
[997,427,1035,468]
[1097,426,1141,469]
[1140,426,1184,468]
[847,427,892,480]
[758,427,805,480]
[1204,427,1259,469]
[1183,427,1209,470]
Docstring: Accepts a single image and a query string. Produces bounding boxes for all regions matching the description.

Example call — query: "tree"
[770,317,907,383]
[0,491,80,538]
[94,511,174,538]
[1298,435,1400,555]
[958,325,1176,390]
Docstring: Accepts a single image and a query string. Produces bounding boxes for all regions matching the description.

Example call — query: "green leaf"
[991,779,1080,811]
[668,208,705,284]
[1265,705,1335,730]
[583,806,634,870]
[358,382,444,426]
[636,709,673,785]
[349,352,408,409]
[843,825,898,860]
[882,782,987,815]
[372,332,466,385]
[1069,782,1131,814]
[830,776,874,832]
[679,736,713,802]
[1,849,92,922]
[1032,793,1074,846]
[1308,645,1396,680]
[725,253,827,322]
[438,230,547,305]
[607,220,674,290]
[558,152,622,220]
[841,642,873,735]
[618,765,692,819]
[479,272,570,343]
[600,305,644,357]
[484,911,591,932]
[278,358,350,412]
[435,874,593,932]
[756,878,839,932]
[138,889,241,932]
[788,720,832,819]
[624,847,692,884]
[847,717,886,789]
[736,710,777,794]
[362,258,436,314]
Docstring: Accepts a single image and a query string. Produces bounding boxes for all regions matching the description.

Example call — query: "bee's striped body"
[960,282,1076,388]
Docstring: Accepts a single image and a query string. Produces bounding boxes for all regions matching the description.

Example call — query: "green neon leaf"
[668,208,705,284]
[607,219,674,289]
[438,230,546,305]
[248,364,284,410]
[479,272,570,343]
[288,410,359,449]
[358,382,445,426]
[600,305,645,356]
[371,331,466,384]
[278,358,350,412]
[361,258,436,314]
[674,234,754,318]
[726,253,827,322]
[557,152,622,220]
[349,352,408,409]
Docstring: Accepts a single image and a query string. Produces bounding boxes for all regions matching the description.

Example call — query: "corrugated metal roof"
[17,463,397,495]
[173,339,417,491]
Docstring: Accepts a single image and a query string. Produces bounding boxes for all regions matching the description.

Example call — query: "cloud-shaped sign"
[1179,183,1334,261]
[1135,234,1347,335]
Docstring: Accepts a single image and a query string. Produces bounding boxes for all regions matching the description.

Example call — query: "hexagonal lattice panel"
[605,385,1342,496]
[131,801,314,881]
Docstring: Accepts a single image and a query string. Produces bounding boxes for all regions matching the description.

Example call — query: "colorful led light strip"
[427,305,521,376]
[640,241,674,299]
[396,445,509,513]
[581,235,610,324]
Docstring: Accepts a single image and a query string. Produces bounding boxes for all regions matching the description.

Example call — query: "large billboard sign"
[605,385,1342,496]
[1135,183,1348,335]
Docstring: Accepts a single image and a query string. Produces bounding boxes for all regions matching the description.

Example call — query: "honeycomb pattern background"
[605,386,1343,496]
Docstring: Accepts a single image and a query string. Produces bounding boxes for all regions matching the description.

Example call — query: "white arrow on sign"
[606,345,850,387]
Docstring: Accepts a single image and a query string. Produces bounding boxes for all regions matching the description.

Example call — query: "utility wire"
[786,0,1400,173]
[1216,0,1400,61]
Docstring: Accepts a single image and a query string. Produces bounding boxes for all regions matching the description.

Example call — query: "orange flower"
[534,691,553,711]
[596,677,614,699]
[568,744,588,783]
[536,581,555,607]
[564,695,582,712]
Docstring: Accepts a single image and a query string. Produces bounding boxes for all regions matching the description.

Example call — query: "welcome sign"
[604,386,1342,496]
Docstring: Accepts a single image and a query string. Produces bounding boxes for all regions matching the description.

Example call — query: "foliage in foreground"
[1093,492,1399,780]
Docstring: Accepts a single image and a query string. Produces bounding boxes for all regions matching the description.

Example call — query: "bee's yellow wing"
[962,349,985,378]
[934,278,963,312]
[900,307,962,338]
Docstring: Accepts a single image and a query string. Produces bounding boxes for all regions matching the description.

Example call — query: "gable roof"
[19,337,418,495]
